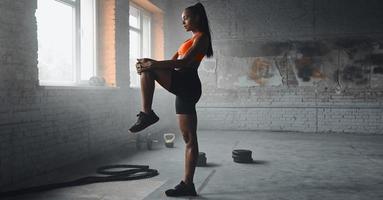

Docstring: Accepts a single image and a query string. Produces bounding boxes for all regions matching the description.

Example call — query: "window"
[129,3,151,88]
[36,0,97,86]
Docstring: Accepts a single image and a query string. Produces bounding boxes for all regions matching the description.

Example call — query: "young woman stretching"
[129,2,213,197]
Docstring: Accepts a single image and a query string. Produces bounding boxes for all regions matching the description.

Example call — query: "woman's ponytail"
[186,2,213,57]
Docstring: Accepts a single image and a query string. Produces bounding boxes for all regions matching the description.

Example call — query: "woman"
[129,2,213,197]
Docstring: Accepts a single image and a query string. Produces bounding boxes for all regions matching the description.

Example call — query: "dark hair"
[186,2,213,58]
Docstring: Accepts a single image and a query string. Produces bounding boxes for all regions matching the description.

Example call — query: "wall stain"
[342,65,369,85]
[335,38,376,59]
[260,42,291,56]
[248,58,273,85]
[296,41,330,57]
[370,54,383,65]
[219,37,383,88]
[373,66,383,74]
[294,56,325,82]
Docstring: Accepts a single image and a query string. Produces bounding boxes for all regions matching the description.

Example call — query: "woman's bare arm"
[171,52,179,60]
[139,52,177,62]
[148,34,208,70]
[137,52,177,68]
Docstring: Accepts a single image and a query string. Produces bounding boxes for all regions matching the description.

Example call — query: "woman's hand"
[137,58,155,63]
[136,58,157,74]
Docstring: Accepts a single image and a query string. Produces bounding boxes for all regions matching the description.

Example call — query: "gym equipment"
[232,149,253,163]
[136,132,158,150]
[163,133,176,148]
[197,152,207,166]
[0,164,158,198]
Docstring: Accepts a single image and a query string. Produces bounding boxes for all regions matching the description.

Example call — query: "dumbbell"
[232,149,253,163]
[197,152,207,166]
[136,133,158,150]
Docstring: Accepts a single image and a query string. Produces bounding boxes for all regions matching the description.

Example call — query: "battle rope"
[0,164,159,197]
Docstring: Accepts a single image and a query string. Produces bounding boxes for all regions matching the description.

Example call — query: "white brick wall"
[0,0,176,188]
[197,87,383,134]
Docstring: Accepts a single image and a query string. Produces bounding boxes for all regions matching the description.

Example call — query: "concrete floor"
[2,130,383,200]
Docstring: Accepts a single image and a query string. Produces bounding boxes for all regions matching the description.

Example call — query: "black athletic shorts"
[168,69,202,114]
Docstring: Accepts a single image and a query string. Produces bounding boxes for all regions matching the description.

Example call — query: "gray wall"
[163,0,383,134]
[1,0,383,190]
[0,0,176,188]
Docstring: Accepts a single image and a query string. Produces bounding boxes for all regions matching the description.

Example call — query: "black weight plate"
[232,149,252,156]
[197,157,207,166]
[233,157,253,163]
[232,154,252,160]
[165,142,174,148]
[198,156,207,162]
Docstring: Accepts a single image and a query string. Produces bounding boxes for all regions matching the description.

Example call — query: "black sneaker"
[165,181,197,197]
[129,110,159,133]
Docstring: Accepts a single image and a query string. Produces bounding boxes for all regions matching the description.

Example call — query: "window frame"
[129,2,152,88]
[37,0,98,86]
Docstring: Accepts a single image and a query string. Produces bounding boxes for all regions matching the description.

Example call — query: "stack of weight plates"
[232,149,253,163]
[197,152,207,166]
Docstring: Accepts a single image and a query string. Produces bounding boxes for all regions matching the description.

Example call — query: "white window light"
[36,0,97,86]
[129,3,151,88]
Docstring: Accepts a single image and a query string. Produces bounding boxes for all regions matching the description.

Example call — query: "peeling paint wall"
[163,0,383,134]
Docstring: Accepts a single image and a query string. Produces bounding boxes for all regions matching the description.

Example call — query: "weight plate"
[232,154,252,159]
[233,157,253,163]
[232,149,252,156]
[165,142,174,148]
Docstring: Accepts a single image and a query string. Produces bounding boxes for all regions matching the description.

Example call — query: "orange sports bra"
[177,34,205,62]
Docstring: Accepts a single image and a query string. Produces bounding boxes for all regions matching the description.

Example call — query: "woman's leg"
[129,69,174,133]
[177,113,199,185]
[140,69,172,113]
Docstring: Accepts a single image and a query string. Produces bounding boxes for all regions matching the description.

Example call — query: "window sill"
[129,86,166,90]
[39,84,120,90]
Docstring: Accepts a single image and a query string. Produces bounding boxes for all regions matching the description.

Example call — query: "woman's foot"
[165,181,197,197]
[129,110,159,133]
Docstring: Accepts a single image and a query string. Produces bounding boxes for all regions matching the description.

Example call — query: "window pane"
[130,30,141,87]
[80,0,96,81]
[36,0,75,83]
[142,13,151,58]
[129,5,140,29]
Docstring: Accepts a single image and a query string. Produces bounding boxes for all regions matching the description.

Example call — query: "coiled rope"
[0,164,159,197]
